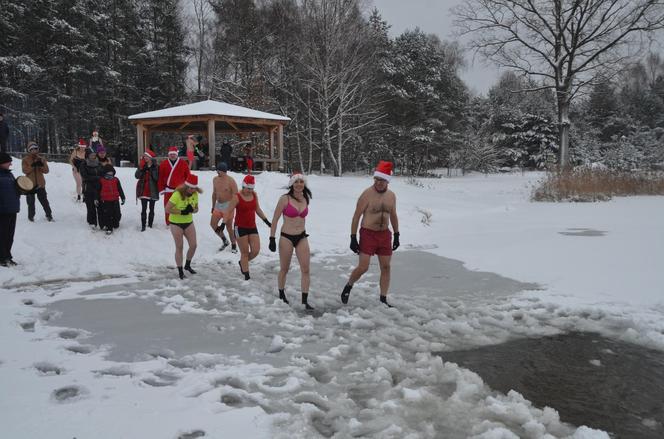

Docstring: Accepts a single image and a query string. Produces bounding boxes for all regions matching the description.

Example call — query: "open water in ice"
[443,332,664,439]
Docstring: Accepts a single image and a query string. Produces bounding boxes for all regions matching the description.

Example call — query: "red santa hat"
[288,172,307,187]
[78,139,87,148]
[373,160,393,182]
[185,173,199,188]
[143,149,156,158]
[242,174,255,189]
[168,146,179,155]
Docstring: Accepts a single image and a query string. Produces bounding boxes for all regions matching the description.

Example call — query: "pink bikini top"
[283,198,308,218]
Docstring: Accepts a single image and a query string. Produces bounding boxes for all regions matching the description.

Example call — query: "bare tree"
[187,0,214,97]
[455,0,664,166]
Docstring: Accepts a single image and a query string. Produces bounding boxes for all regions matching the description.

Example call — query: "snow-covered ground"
[1,158,663,438]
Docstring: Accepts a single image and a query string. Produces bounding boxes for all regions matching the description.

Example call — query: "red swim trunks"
[359,227,392,256]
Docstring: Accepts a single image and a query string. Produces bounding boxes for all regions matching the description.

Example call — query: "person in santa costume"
[225,174,271,280]
[166,173,201,279]
[158,146,190,225]
[341,160,400,307]
[135,149,160,231]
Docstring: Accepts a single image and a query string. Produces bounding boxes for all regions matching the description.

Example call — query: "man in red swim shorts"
[341,160,400,307]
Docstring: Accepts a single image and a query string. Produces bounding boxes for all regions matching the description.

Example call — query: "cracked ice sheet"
[2,161,663,437]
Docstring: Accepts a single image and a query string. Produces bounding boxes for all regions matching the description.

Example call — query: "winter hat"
[288,172,306,187]
[373,160,393,182]
[168,146,179,156]
[144,149,156,158]
[0,152,12,165]
[27,142,39,151]
[185,173,199,188]
[242,174,255,189]
[78,139,87,148]
[216,161,228,172]
[102,164,115,175]
[97,145,106,154]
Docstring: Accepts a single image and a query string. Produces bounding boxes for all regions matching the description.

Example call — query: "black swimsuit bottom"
[280,231,309,247]
[236,226,259,237]
[172,222,193,231]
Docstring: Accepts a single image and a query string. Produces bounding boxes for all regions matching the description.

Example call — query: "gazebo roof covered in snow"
[128,99,290,123]
[128,99,289,171]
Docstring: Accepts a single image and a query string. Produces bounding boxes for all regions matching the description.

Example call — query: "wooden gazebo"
[128,99,290,170]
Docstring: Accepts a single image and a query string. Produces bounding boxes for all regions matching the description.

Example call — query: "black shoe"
[8,259,17,266]
[279,289,289,304]
[28,217,34,222]
[380,295,394,308]
[0,260,8,267]
[77,194,81,202]
[184,260,196,274]
[302,293,314,310]
[238,261,250,280]
[178,266,185,279]
[231,244,238,254]
[141,224,146,232]
[341,284,352,304]
[46,216,53,222]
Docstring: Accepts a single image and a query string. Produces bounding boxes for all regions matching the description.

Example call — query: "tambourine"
[16,176,34,195]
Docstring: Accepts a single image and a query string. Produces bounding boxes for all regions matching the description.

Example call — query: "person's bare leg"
[377,254,393,307]
[277,237,294,303]
[237,235,250,276]
[342,253,371,304]
[248,234,261,261]
[295,238,313,309]
[278,237,294,290]
[183,224,197,273]
[170,225,185,278]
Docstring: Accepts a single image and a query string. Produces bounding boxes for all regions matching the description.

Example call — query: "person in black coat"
[0,152,20,266]
[0,113,9,153]
[220,141,233,170]
[80,150,103,228]
[134,150,160,231]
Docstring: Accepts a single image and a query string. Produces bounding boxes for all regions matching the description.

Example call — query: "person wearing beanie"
[69,139,87,201]
[166,173,202,279]
[268,172,314,310]
[158,146,190,225]
[340,160,400,307]
[0,152,20,266]
[80,149,103,228]
[225,174,272,280]
[21,142,53,222]
[210,161,238,252]
[135,149,159,231]
[88,130,104,154]
[97,165,125,235]
[97,145,112,167]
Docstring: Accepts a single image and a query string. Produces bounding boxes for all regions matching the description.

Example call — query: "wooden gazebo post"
[207,118,216,166]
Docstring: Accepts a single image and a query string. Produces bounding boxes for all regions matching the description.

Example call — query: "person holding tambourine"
[0,152,21,266]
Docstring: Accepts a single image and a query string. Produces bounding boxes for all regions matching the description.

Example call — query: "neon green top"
[168,191,198,224]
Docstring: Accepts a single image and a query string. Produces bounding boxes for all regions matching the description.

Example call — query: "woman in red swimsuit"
[268,173,313,309]
[225,174,271,280]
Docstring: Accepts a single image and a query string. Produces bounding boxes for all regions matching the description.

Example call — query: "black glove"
[350,234,359,254]
[180,204,193,215]
[392,232,400,251]
[263,218,272,227]
[269,237,277,252]
[121,198,125,205]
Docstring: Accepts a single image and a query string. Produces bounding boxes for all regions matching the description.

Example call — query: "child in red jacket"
[98,165,125,234]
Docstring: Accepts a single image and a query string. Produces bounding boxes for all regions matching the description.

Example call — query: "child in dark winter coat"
[98,165,125,234]
[0,152,21,266]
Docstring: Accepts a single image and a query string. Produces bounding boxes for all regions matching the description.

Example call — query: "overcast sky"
[371,0,501,95]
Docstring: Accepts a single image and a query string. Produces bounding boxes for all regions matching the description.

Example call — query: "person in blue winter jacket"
[0,152,21,266]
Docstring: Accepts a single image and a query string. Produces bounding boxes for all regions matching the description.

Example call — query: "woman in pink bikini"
[225,174,271,280]
[269,173,313,310]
